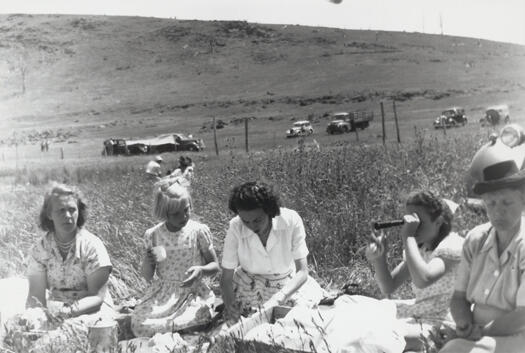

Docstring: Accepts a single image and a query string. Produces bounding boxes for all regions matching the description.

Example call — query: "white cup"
[151,246,167,262]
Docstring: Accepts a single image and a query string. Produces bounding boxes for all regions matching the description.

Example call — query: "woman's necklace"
[54,234,76,257]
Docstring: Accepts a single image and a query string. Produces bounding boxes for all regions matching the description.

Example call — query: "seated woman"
[366,190,463,352]
[169,156,194,180]
[220,181,324,323]
[130,180,219,337]
[4,182,113,352]
[440,137,525,352]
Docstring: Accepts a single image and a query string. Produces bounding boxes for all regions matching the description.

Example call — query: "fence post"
[393,100,401,143]
[380,101,386,145]
[244,118,249,153]
[441,115,447,136]
[213,117,219,156]
[353,115,360,142]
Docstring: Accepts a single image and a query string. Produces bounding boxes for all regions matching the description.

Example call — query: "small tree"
[7,47,29,95]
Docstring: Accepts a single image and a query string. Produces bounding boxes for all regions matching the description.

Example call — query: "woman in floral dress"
[4,182,113,353]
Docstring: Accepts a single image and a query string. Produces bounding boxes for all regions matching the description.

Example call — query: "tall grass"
[0,130,488,301]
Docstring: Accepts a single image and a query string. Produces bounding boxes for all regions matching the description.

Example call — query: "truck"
[326,111,374,134]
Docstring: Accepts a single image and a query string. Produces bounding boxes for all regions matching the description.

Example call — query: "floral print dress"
[130,220,216,337]
[4,229,113,353]
[396,232,464,325]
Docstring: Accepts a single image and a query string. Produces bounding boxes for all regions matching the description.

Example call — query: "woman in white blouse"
[220,181,323,322]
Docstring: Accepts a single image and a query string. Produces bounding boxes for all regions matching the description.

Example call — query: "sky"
[1,0,524,46]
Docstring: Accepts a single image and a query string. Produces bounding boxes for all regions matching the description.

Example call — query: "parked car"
[102,133,205,156]
[326,111,374,134]
[102,138,148,156]
[326,119,351,134]
[480,104,510,127]
[433,107,468,129]
[286,120,314,138]
[172,133,205,152]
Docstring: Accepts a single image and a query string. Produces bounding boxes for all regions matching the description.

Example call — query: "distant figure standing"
[44,139,49,152]
[145,156,163,181]
[104,139,115,156]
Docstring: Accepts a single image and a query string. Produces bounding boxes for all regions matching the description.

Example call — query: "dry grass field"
[0,129,489,301]
[0,13,521,352]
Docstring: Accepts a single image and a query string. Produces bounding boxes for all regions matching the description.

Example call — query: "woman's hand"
[365,231,387,261]
[401,213,420,239]
[181,266,203,287]
[468,324,483,341]
[456,321,483,341]
[455,321,474,338]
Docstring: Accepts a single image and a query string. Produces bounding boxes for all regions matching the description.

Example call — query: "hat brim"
[473,170,525,195]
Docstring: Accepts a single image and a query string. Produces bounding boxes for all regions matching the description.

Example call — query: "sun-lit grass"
[0,129,490,352]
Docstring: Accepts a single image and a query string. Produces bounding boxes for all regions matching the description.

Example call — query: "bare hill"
[1,14,525,146]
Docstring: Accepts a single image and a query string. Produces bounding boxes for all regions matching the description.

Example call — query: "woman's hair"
[406,190,453,249]
[152,179,192,220]
[178,156,193,172]
[228,181,281,218]
[39,182,88,232]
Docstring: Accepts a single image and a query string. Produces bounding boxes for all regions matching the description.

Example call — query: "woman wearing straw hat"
[440,135,525,352]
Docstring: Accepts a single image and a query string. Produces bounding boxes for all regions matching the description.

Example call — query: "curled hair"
[406,190,453,249]
[39,182,88,232]
[152,179,192,220]
[228,181,281,218]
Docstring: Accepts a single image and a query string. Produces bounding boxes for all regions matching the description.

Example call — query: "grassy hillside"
[1,14,524,155]
[0,15,510,352]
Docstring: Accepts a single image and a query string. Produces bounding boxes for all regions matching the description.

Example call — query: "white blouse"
[221,208,309,275]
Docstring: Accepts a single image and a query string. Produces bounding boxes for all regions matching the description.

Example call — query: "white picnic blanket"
[245,295,406,353]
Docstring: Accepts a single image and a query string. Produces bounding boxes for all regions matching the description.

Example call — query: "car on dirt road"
[433,107,468,129]
[326,111,374,134]
[286,120,314,138]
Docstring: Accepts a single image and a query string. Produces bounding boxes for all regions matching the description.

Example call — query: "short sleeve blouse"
[26,228,113,303]
[221,207,309,275]
[454,221,525,311]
